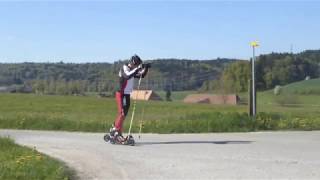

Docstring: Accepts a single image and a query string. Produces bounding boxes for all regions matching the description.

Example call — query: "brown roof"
[130,90,162,101]
[183,94,239,105]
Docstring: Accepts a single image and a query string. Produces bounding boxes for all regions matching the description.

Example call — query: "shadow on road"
[136,140,253,146]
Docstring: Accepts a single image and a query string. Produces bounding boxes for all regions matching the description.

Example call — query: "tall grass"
[0,93,319,133]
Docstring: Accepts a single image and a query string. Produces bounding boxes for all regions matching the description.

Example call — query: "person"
[109,54,149,142]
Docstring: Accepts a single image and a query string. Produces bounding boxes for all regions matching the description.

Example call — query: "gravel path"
[1,129,319,180]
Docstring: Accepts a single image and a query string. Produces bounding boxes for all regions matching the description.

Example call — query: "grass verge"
[0,136,75,180]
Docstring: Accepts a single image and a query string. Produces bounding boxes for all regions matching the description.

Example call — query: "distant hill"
[1,49,319,95]
[255,49,320,90]
[276,78,320,95]
[212,49,320,94]
[0,58,237,94]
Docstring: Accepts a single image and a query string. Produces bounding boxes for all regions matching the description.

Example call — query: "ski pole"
[127,75,142,135]
[138,74,149,139]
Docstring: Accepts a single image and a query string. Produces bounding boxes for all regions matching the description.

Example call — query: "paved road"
[1,129,319,180]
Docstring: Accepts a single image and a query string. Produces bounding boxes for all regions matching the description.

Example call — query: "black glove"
[142,63,151,68]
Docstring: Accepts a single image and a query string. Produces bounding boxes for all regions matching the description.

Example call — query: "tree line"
[0,58,234,95]
[201,50,320,93]
[1,49,319,95]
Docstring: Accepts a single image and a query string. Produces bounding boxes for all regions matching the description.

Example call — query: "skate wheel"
[128,139,135,146]
[103,134,110,142]
[110,139,116,144]
[126,136,135,146]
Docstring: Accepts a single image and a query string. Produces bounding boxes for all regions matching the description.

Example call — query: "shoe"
[109,127,117,137]
[109,127,125,143]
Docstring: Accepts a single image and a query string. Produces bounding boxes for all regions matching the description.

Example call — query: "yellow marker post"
[250,41,259,117]
[250,41,259,47]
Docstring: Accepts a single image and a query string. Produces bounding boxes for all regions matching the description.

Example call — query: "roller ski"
[104,127,135,146]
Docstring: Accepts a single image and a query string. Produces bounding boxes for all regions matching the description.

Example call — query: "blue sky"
[0,1,319,63]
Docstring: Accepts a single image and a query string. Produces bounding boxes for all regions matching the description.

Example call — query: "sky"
[0,1,319,63]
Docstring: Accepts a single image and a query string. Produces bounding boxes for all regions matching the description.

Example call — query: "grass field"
[159,88,320,118]
[0,93,247,132]
[0,91,319,133]
[258,79,320,117]
[277,78,320,95]
[0,137,74,180]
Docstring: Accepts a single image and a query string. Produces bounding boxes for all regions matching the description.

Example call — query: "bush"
[274,93,301,106]
[274,85,282,95]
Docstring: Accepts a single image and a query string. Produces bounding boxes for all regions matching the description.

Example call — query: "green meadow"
[0,89,319,133]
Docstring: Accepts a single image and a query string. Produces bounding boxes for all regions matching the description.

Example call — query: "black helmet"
[129,54,142,65]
